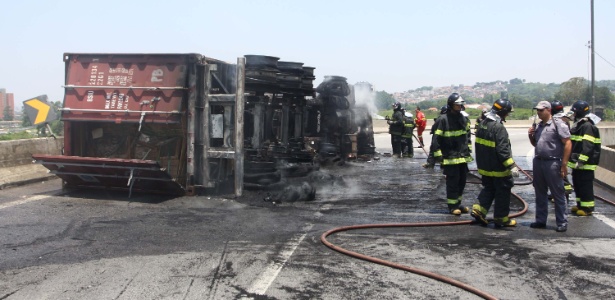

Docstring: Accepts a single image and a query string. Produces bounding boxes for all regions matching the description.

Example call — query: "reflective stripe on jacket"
[402,119,416,138]
[567,118,601,171]
[430,112,473,165]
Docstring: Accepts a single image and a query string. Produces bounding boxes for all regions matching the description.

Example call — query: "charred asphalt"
[1,131,615,299]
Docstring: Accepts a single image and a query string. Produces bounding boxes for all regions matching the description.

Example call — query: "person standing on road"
[550,100,573,202]
[471,99,518,227]
[567,100,602,216]
[387,102,405,158]
[528,101,572,232]
[422,106,448,168]
[401,110,416,158]
[428,93,473,215]
[415,106,427,146]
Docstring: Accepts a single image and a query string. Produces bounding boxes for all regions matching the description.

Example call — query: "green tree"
[375,90,396,110]
[582,86,615,109]
[3,105,13,121]
[21,106,32,127]
[554,77,587,105]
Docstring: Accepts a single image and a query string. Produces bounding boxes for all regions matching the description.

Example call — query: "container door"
[32,154,185,196]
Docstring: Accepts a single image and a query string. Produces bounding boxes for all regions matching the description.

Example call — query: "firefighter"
[428,93,473,215]
[422,106,448,168]
[414,106,427,146]
[567,100,602,216]
[550,100,573,202]
[387,102,405,158]
[471,99,518,227]
[401,110,416,158]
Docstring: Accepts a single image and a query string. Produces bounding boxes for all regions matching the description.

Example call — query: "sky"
[2,0,615,110]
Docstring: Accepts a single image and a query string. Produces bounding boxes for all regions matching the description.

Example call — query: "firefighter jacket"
[402,117,416,138]
[567,117,601,171]
[475,115,515,177]
[430,112,473,165]
[388,110,404,135]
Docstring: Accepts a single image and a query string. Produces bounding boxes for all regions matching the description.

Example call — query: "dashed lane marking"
[246,224,314,295]
[0,195,49,210]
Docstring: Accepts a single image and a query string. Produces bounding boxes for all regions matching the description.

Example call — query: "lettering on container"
[88,65,104,86]
[151,69,164,82]
[103,92,130,110]
[107,67,134,86]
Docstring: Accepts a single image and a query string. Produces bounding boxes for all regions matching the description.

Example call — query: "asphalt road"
[1,129,615,300]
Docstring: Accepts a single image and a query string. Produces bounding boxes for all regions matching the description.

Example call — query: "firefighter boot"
[450,206,469,216]
[576,209,593,216]
[470,204,488,225]
[494,217,517,228]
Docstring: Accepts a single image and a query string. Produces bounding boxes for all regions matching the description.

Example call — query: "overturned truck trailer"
[33,53,246,196]
[33,53,377,197]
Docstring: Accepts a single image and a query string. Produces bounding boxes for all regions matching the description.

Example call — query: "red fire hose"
[320,164,615,299]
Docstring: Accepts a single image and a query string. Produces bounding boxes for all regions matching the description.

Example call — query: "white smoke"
[351,82,378,115]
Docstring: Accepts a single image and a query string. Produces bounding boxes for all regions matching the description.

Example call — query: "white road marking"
[0,195,49,210]
[246,224,313,295]
[593,213,615,231]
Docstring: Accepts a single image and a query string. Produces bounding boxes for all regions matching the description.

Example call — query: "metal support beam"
[234,57,245,196]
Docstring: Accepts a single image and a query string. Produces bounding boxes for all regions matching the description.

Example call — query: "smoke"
[307,169,364,201]
[351,82,378,115]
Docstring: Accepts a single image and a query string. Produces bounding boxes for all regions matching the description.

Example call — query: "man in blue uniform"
[528,101,572,232]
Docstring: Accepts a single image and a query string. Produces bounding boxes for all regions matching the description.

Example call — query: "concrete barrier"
[596,145,615,189]
[0,137,64,189]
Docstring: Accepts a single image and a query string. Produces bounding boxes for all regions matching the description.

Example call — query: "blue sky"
[2,0,614,108]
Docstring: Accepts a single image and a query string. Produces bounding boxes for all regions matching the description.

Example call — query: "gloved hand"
[387,120,393,125]
[511,166,520,177]
[422,162,435,169]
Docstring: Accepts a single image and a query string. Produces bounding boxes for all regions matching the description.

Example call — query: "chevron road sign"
[23,95,58,125]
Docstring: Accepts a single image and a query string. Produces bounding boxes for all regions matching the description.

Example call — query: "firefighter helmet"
[392,101,402,110]
[492,98,513,116]
[570,100,590,118]
[447,93,464,108]
[440,106,448,115]
[551,100,564,115]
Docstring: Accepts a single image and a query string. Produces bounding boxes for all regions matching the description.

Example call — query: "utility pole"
[591,0,595,112]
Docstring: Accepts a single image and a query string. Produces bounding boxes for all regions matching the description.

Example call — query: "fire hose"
[321,164,615,299]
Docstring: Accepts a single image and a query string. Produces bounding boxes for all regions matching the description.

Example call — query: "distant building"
[0,88,16,120]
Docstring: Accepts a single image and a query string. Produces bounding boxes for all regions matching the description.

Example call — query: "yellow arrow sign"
[24,98,51,124]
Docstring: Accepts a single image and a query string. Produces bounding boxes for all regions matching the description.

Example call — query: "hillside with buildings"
[392,81,509,104]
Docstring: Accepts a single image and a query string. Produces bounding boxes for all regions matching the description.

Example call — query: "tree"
[554,77,587,105]
[21,106,32,127]
[3,105,13,121]
[509,78,524,85]
[582,86,615,109]
[375,90,396,110]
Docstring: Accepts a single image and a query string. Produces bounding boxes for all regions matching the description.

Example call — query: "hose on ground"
[321,163,615,299]
[320,187,528,300]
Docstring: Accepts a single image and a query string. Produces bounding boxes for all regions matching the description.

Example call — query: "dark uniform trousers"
[442,163,468,208]
[477,175,514,219]
[533,158,567,226]
[572,169,595,211]
[390,134,402,155]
